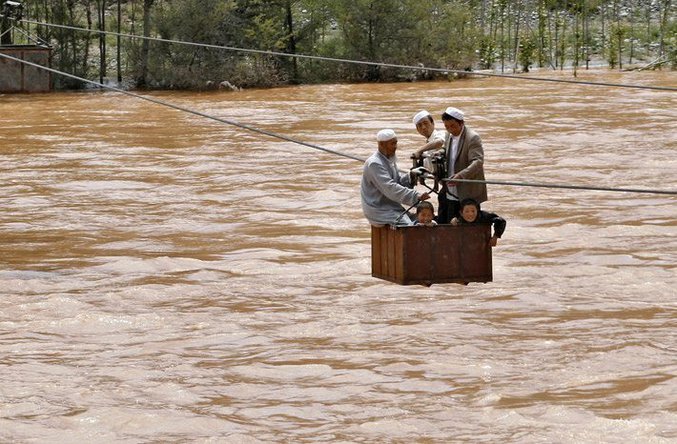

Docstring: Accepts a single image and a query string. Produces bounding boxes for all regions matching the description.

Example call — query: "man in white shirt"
[411,110,446,222]
[411,110,446,160]
[361,129,430,226]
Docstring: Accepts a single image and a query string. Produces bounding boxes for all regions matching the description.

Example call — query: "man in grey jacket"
[360,129,430,226]
[439,107,487,223]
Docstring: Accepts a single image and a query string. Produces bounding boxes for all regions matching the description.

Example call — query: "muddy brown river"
[1,69,675,442]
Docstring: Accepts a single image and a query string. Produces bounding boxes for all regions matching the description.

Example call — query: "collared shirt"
[446,126,465,201]
[422,129,446,172]
[427,129,445,145]
[360,151,420,226]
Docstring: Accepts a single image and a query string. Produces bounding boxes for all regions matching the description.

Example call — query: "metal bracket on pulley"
[1,1,23,21]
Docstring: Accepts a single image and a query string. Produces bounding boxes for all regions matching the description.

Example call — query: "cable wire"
[1,52,675,197]
[447,179,677,196]
[17,18,677,93]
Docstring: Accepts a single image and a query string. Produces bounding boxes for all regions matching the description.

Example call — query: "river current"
[1,69,675,442]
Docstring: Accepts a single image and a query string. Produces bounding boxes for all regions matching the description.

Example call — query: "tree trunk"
[554,10,559,69]
[547,8,555,69]
[117,0,122,83]
[366,2,378,81]
[98,0,106,84]
[490,0,497,43]
[645,1,651,54]
[615,0,622,70]
[629,20,634,65]
[558,13,566,70]
[506,2,512,71]
[499,2,506,72]
[658,0,671,59]
[284,0,298,83]
[137,0,154,88]
[512,1,521,73]
[66,0,76,72]
[538,0,546,68]
[83,0,92,76]
[584,2,589,70]
[600,2,606,53]
[573,10,579,77]
[43,0,52,43]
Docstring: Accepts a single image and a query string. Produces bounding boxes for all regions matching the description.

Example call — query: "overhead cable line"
[449,179,677,196]
[1,52,675,197]
[17,18,677,93]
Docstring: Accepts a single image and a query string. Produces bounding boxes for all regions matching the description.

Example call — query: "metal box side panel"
[371,224,493,285]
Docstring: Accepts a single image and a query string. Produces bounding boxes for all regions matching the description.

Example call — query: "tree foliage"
[12,0,676,89]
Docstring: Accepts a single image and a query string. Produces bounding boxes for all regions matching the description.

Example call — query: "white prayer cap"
[412,110,431,125]
[443,106,464,121]
[376,129,397,142]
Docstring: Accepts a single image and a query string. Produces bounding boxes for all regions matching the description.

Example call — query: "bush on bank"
[7,0,675,90]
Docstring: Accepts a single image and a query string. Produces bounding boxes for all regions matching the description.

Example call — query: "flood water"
[1,69,676,443]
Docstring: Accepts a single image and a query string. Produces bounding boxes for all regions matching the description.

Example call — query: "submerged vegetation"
[3,0,675,89]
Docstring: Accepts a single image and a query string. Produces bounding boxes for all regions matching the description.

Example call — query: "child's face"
[461,205,478,223]
[417,208,434,225]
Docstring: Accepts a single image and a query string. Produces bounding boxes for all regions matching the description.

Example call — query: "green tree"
[433,1,482,72]
[146,0,235,88]
[329,0,403,81]
[14,0,677,90]
[518,32,536,72]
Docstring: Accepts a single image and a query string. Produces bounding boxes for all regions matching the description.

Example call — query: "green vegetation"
[4,0,675,89]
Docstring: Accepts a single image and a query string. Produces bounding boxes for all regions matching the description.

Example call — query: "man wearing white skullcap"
[360,129,430,226]
[438,107,487,223]
[376,128,397,142]
[411,110,447,221]
[411,110,445,159]
[412,110,430,125]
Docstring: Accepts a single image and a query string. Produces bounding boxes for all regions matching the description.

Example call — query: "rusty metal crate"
[371,224,492,286]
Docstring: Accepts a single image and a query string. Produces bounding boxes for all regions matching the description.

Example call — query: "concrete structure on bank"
[0,44,52,93]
